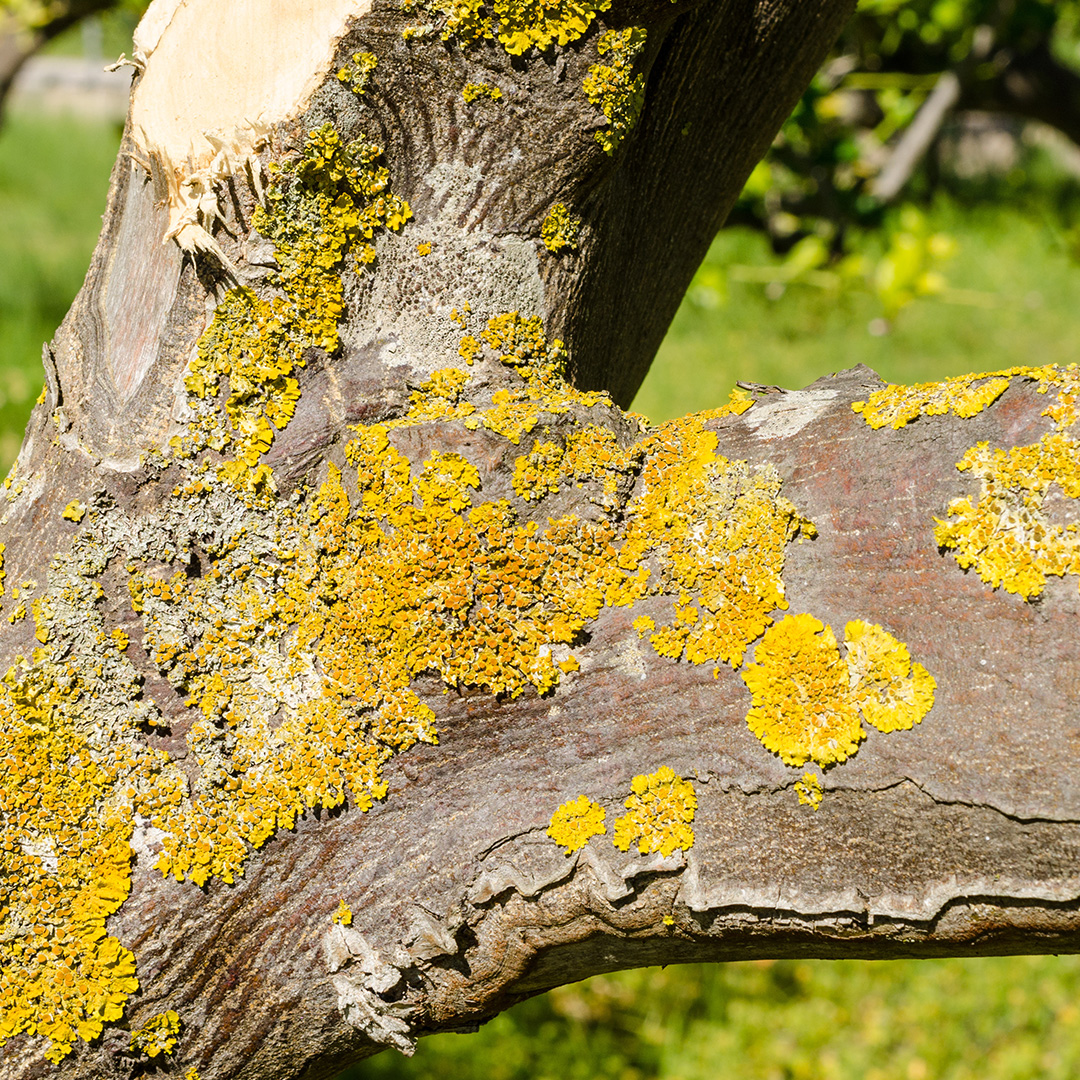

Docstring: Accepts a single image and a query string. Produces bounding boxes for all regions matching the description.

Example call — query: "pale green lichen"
[583,27,648,154]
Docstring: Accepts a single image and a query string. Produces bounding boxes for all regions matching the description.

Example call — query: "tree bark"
[12,2,1080,1080]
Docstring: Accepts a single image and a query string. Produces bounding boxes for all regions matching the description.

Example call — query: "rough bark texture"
[10,2,1080,1080]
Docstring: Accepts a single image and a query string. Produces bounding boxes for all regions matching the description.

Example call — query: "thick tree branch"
[9,4,1080,1080]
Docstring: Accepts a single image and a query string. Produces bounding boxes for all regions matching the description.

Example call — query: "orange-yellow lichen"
[583,27,647,154]
[855,365,1080,599]
[182,124,411,482]
[851,371,1017,429]
[794,771,823,810]
[130,1009,181,1057]
[741,614,935,770]
[423,0,611,54]
[331,899,353,926]
[509,418,641,508]
[611,766,695,857]
[540,203,580,254]
[621,396,814,670]
[462,81,503,103]
[844,619,936,734]
[547,794,606,853]
[417,241,432,256]
[935,431,1080,598]
[61,500,86,523]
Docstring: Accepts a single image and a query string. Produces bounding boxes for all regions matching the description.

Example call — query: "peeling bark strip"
[16,1,1080,1078]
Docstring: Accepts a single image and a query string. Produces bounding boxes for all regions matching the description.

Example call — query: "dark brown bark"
[14,3,1080,1080]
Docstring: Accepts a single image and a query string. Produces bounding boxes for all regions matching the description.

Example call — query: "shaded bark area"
[6,3,1080,1080]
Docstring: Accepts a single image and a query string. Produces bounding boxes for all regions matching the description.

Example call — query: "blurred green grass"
[0,108,120,467]
[352,955,1080,1080]
[6,107,1080,1080]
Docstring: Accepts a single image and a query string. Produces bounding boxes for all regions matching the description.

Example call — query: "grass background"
[5,91,1080,1080]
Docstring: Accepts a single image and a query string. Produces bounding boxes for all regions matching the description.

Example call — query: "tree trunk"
[10,2,1080,1079]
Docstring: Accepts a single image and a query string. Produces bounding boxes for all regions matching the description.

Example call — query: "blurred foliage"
[350,955,1080,1080]
[730,0,1080,320]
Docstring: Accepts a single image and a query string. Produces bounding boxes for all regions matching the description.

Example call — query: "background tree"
[4,3,1080,1080]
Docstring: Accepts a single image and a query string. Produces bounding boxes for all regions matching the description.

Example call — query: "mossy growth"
[854,364,1080,599]
[583,27,648,154]
[540,203,580,254]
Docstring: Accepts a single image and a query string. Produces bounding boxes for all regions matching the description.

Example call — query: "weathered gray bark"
[9,2,1080,1080]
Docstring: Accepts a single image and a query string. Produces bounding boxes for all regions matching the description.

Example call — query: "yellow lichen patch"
[0,608,165,1062]
[182,124,411,481]
[331,899,353,926]
[611,766,695,857]
[794,771,823,810]
[462,81,503,103]
[62,500,86,523]
[547,794,606,853]
[130,1010,181,1058]
[417,241,432,256]
[425,0,611,54]
[337,51,377,94]
[512,426,636,508]
[857,364,1080,598]
[131,424,640,886]
[844,620,936,733]
[742,614,864,768]
[620,400,814,670]
[742,614,934,773]
[185,1070,202,1080]
[852,371,1014,429]
[513,439,564,500]
[394,367,476,426]
[541,203,580,254]
[433,312,608,445]
[934,432,1080,599]
[583,27,648,155]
